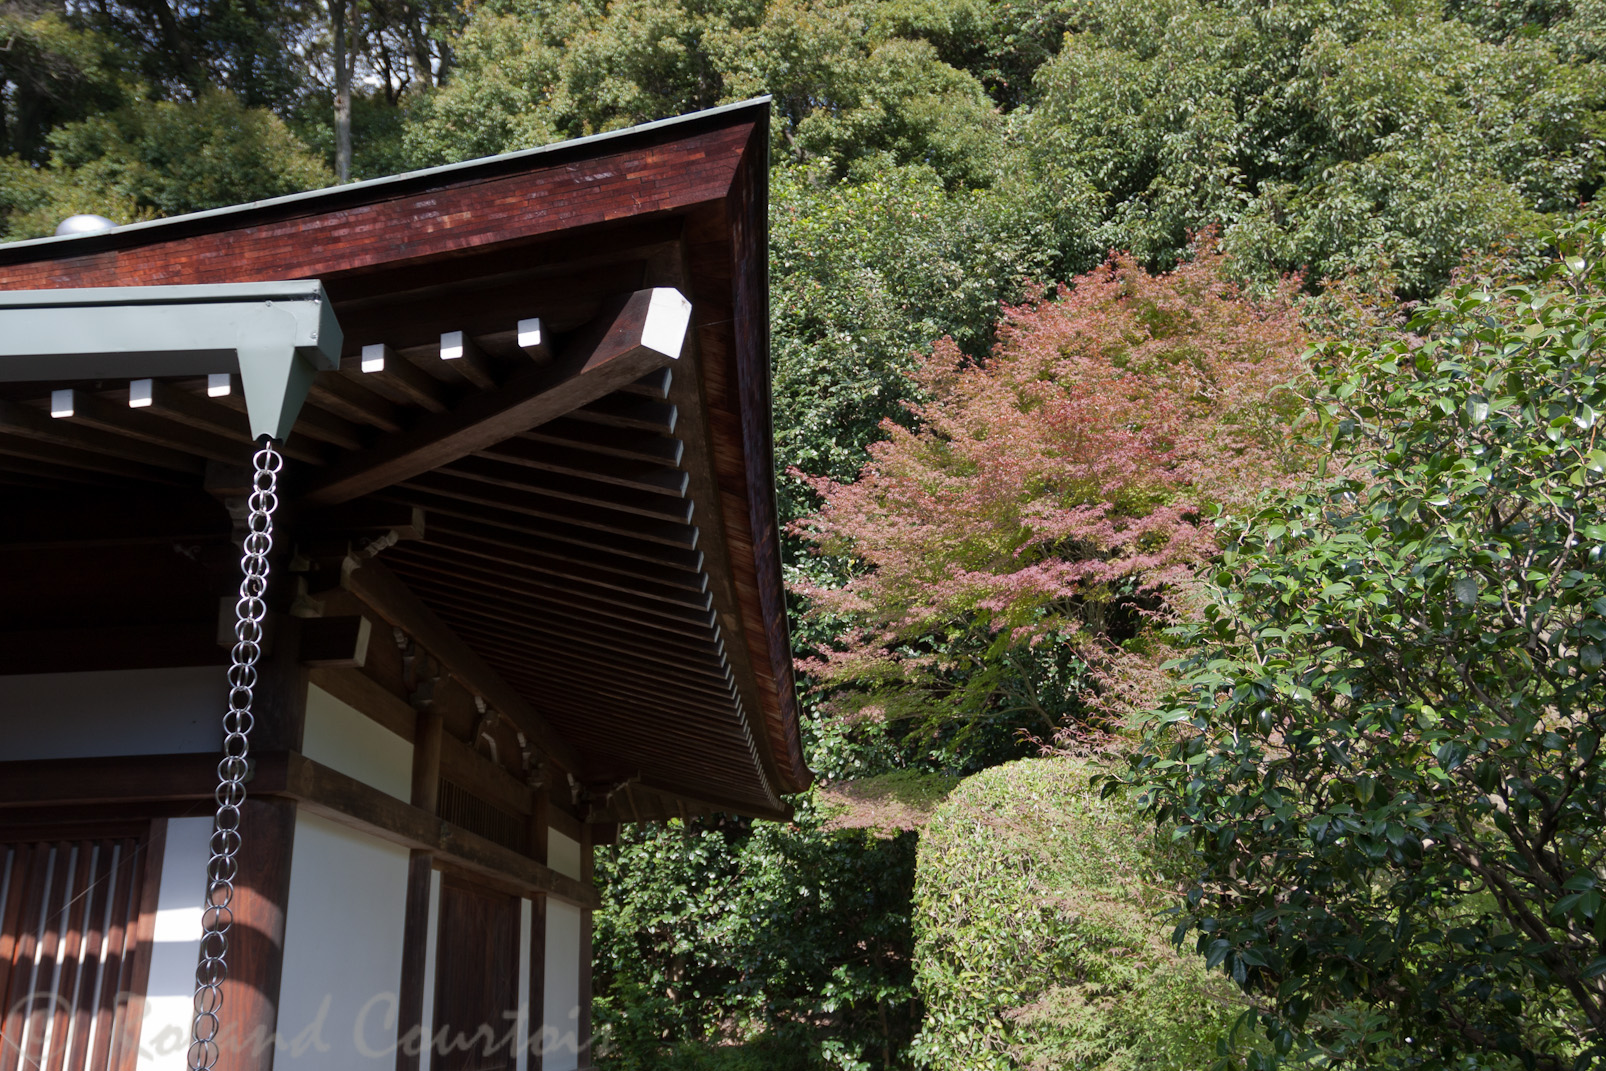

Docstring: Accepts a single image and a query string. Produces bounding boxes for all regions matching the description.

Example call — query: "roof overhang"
[0,99,809,821]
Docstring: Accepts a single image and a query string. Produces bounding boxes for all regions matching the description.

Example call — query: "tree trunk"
[402,0,435,89]
[330,0,352,182]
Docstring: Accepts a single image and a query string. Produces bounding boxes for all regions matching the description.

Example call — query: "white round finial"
[54,214,117,237]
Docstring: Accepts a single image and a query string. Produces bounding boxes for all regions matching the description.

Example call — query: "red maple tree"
[792,243,1312,738]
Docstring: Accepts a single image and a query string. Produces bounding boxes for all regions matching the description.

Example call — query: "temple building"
[0,99,806,1071]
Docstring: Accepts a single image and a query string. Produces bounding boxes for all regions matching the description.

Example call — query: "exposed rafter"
[305,288,693,506]
[338,555,582,776]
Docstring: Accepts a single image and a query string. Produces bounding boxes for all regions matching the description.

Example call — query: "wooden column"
[252,614,309,754]
[577,824,594,1070]
[528,892,546,1071]
[411,710,443,814]
[394,851,434,1071]
[397,706,443,1071]
[215,800,298,1071]
[109,820,166,1071]
[213,600,305,1071]
[527,789,549,1071]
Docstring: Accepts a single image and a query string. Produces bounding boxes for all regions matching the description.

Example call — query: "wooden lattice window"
[438,779,526,855]
[0,824,162,1071]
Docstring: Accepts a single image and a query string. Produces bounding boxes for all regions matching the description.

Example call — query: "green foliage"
[0,8,126,162]
[400,0,1016,187]
[912,758,1250,1070]
[400,11,564,167]
[1025,0,1606,297]
[817,769,961,834]
[788,38,1000,189]
[0,90,333,240]
[863,0,1077,106]
[770,161,1075,523]
[594,799,919,1070]
[1117,220,1606,1068]
[322,94,415,182]
[792,244,1309,752]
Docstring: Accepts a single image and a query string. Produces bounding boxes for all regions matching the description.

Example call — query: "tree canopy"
[2,0,1605,1066]
[793,246,1310,744]
[1117,221,1606,1070]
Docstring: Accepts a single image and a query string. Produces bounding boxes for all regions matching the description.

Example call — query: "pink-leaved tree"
[792,243,1312,745]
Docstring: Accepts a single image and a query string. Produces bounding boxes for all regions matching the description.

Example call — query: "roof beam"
[339,555,581,775]
[306,375,406,432]
[396,472,698,550]
[447,615,726,680]
[420,523,707,593]
[347,346,451,413]
[386,543,713,615]
[519,419,683,467]
[394,554,715,631]
[305,288,693,506]
[476,436,687,498]
[375,489,704,573]
[67,389,242,464]
[439,455,693,524]
[0,397,201,473]
[394,586,722,662]
[0,432,180,484]
[437,332,496,390]
[568,394,678,434]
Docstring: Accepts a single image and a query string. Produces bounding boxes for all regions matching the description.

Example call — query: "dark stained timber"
[377,489,705,573]
[305,288,692,506]
[419,522,707,593]
[0,101,806,831]
[394,473,699,551]
[518,418,684,468]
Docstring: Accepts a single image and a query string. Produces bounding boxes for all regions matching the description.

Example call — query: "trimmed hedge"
[911,758,1247,1070]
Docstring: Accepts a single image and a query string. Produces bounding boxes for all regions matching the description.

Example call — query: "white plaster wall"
[0,668,223,760]
[136,816,212,1071]
[300,684,413,800]
[273,812,411,1071]
[547,831,581,882]
[541,900,582,1071]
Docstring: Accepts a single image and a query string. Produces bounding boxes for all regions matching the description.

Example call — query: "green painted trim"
[0,280,343,441]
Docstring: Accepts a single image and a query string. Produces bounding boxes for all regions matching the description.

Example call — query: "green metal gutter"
[0,281,342,441]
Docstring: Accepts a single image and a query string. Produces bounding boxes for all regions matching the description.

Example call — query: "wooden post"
[215,800,298,1071]
[394,850,434,1071]
[411,710,443,815]
[397,706,442,1071]
[109,820,165,1071]
[252,614,309,754]
[528,891,546,1071]
[527,787,549,1070]
[577,824,594,1070]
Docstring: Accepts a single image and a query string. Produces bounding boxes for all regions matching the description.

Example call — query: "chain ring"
[189,437,282,1071]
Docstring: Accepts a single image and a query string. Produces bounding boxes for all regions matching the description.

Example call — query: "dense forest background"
[4,0,1604,1066]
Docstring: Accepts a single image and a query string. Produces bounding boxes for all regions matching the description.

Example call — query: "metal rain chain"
[189,436,283,1071]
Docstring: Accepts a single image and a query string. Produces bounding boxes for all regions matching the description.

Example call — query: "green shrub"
[594,799,920,1070]
[911,758,1250,1070]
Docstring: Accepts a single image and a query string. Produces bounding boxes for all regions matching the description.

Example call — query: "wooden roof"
[0,99,809,820]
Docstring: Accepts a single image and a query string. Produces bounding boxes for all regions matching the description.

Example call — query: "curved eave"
[0,99,809,818]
